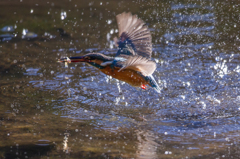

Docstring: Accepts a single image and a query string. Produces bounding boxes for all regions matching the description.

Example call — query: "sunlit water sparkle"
[1,1,240,158]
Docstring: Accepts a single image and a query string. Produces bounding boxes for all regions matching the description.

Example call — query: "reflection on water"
[63,133,70,153]
[136,130,159,159]
[1,0,240,158]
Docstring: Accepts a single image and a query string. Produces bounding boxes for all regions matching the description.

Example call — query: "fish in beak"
[58,56,89,67]
[58,56,88,63]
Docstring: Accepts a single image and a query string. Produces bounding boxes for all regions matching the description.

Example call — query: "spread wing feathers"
[117,56,156,76]
[116,12,152,59]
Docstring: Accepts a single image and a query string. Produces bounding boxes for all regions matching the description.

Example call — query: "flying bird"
[59,12,161,93]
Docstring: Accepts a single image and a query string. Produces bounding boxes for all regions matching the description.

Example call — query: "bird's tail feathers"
[146,75,161,93]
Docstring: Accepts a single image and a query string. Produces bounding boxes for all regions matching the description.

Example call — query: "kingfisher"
[59,12,161,93]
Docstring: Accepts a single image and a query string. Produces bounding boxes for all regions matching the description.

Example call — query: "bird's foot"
[141,84,147,90]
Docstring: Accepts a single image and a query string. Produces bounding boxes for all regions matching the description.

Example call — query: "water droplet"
[61,11,67,20]
[68,89,71,97]
[107,19,112,24]
[22,28,27,36]
[110,29,114,34]
[225,137,230,142]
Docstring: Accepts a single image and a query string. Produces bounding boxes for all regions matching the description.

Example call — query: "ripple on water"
[18,2,240,155]
[24,68,40,76]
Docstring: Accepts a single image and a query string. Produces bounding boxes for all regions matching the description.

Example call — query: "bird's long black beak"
[58,56,86,63]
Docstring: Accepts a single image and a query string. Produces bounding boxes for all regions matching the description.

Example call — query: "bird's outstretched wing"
[115,12,152,59]
[115,55,156,76]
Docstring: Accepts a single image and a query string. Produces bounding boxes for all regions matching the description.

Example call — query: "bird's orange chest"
[99,65,148,87]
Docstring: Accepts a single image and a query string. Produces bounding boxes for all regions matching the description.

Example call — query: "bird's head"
[58,53,114,67]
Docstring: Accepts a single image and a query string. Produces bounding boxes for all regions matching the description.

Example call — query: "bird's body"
[59,12,161,93]
[97,64,149,87]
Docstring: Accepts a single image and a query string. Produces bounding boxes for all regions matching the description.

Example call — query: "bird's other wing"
[116,55,156,76]
[115,12,152,59]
